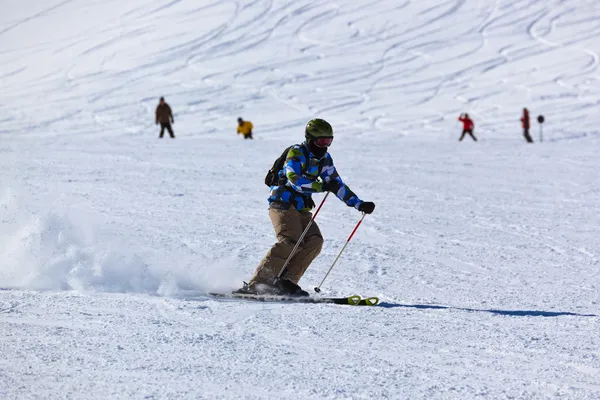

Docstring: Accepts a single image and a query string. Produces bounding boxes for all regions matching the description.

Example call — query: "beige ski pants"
[250,207,323,285]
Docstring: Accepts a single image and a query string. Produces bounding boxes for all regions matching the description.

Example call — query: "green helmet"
[305,118,333,139]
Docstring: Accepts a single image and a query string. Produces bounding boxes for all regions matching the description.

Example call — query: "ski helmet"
[305,118,333,139]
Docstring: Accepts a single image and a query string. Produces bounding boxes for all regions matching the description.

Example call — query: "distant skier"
[237,117,253,139]
[237,118,376,296]
[458,113,477,141]
[155,97,175,138]
[521,108,533,143]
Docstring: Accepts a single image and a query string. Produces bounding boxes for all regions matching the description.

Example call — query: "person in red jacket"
[521,108,533,143]
[458,113,477,141]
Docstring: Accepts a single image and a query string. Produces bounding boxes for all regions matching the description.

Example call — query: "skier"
[237,118,376,296]
[521,108,533,143]
[237,117,254,139]
[155,97,175,138]
[458,113,477,141]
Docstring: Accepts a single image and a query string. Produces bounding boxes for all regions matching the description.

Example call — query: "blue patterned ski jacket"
[268,143,363,211]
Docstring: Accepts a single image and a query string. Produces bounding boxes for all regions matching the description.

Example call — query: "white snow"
[1,0,599,399]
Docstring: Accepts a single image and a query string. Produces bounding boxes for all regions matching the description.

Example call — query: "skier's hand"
[321,180,337,193]
[171,119,175,124]
[358,201,375,214]
[305,197,315,209]
[155,121,159,125]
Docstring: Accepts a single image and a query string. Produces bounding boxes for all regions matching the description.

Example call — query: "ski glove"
[358,201,375,214]
[305,197,315,209]
[321,180,338,193]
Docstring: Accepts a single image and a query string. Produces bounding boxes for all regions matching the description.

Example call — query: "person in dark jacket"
[155,97,175,138]
[521,108,533,143]
[458,113,477,141]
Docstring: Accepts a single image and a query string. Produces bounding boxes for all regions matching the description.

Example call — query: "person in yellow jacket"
[237,117,253,139]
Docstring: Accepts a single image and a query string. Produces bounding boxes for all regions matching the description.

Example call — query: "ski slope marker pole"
[274,192,330,283]
[314,212,366,293]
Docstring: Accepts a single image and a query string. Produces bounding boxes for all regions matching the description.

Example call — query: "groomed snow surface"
[1,0,599,399]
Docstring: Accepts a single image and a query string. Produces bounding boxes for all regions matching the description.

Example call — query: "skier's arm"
[285,147,322,194]
[320,156,363,209]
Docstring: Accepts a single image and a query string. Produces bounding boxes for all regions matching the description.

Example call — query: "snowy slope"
[1,0,599,399]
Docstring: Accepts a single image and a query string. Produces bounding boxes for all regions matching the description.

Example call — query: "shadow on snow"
[377,302,597,317]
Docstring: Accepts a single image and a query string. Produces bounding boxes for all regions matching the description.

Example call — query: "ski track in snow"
[1,0,600,399]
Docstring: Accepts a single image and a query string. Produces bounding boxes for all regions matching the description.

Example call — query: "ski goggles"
[313,136,333,147]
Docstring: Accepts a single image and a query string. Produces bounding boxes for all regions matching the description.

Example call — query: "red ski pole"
[314,212,366,293]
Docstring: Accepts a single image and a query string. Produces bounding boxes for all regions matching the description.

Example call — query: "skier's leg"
[469,130,477,141]
[249,208,303,286]
[283,212,323,284]
[459,130,466,141]
[159,124,165,138]
[167,123,175,138]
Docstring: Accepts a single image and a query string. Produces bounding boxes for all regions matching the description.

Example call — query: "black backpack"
[264,144,324,187]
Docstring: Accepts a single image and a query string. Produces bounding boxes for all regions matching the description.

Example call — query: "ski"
[358,297,380,306]
[209,292,379,306]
